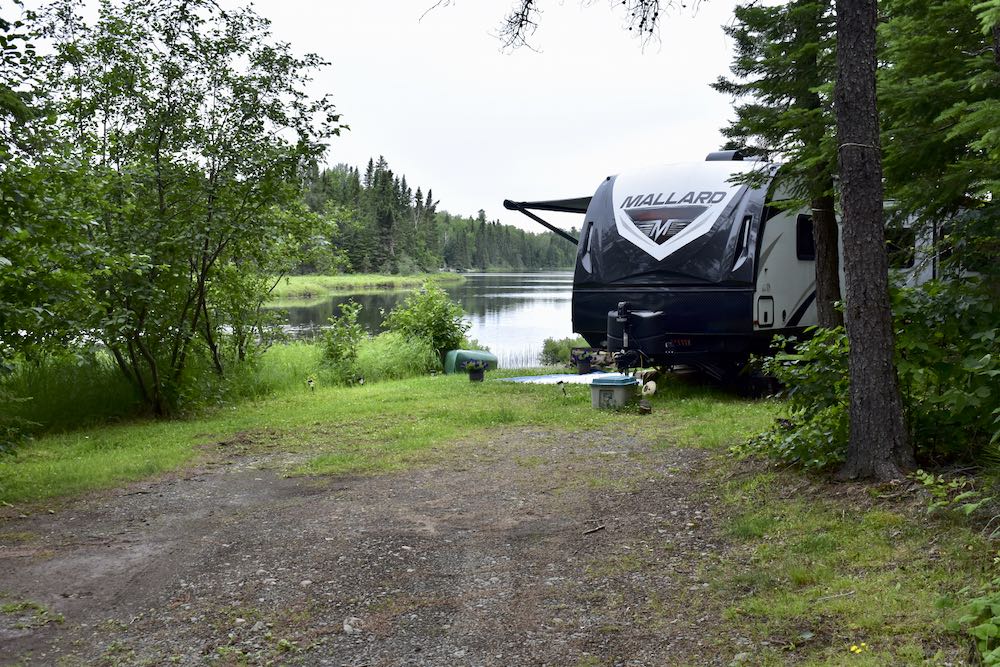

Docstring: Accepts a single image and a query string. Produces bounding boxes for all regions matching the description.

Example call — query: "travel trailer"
[504,151,929,380]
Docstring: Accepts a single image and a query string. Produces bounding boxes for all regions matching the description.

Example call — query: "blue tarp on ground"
[500,371,631,385]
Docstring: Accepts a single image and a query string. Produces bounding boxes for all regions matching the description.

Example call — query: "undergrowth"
[716,467,992,665]
[738,279,999,471]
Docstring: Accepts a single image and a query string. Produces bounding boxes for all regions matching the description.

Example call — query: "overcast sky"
[222,1,741,230]
[226,2,740,230]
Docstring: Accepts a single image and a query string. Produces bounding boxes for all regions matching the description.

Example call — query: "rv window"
[580,220,593,256]
[796,214,816,260]
[886,227,916,269]
[734,214,751,259]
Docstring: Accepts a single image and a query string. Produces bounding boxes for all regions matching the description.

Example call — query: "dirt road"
[2,428,739,666]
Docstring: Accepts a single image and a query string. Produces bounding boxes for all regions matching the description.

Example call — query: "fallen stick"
[816,590,855,602]
[583,525,606,535]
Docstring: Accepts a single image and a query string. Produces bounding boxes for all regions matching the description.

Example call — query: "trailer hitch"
[616,301,631,348]
[612,301,638,372]
[615,301,631,323]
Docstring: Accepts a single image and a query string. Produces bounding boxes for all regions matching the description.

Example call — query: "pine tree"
[880,0,1000,223]
[713,0,842,327]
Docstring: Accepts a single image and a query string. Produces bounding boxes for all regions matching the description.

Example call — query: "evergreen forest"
[299,158,578,275]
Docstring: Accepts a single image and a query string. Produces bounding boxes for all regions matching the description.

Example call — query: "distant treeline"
[299,157,579,274]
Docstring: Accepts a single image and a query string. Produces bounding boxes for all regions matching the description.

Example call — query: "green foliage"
[9,0,345,416]
[0,0,38,158]
[954,575,1000,665]
[911,470,994,516]
[743,279,1000,469]
[894,279,1000,455]
[540,336,588,365]
[737,327,850,470]
[321,301,366,385]
[252,342,325,395]
[880,0,1000,219]
[0,388,36,456]
[0,352,142,436]
[383,284,470,360]
[354,332,440,383]
[0,161,100,364]
[712,0,836,202]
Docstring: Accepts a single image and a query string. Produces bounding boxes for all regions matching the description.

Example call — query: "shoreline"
[268,272,466,300]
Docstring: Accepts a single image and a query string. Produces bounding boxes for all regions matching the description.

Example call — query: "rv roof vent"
[706,150,745,161]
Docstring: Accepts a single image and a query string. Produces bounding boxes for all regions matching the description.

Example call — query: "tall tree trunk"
[834,0,915,480]
[797,3,841,328]
[993,23,999,70]
[811,192,843,328]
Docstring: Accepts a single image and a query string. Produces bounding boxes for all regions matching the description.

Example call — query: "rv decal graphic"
[625,205,708,245]
[619,191,726,208]
[611,163,756,261]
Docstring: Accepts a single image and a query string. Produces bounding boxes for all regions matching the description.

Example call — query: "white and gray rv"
[505,151,928,379]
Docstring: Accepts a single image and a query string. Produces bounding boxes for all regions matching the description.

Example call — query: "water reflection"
[274,272,575,367]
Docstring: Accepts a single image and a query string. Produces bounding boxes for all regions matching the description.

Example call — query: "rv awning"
[502,197,586,245]
[503,197,592,215]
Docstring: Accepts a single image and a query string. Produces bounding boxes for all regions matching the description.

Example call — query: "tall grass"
[0,352,143,433]
[354,332,440,383]
[0,344,328,437]
[269,273,464,299]
[223,342,324,398]
[0,337,445,440]
[497,346,544,369]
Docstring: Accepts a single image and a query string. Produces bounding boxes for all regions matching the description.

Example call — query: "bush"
[740,278,1000,469]
[953,576,1000,665]
[355,332,440,382]
[540,336,588,365]
[383,284,469,360]
[321,301,366,385]
[737,327,850,470]
[893,278,1000,458]
[0,389,36,455]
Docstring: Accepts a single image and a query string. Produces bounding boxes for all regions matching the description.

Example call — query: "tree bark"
[811,192,843,328]
[993,23,999,70]
[834,0,915,480]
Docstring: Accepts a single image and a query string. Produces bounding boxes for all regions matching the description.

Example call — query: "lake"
[275,272,577,367]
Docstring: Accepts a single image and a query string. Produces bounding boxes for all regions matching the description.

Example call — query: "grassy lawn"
[0,367,762,505]
[714,468,989,665]
[268,272,464,299]
[0,356,989,663]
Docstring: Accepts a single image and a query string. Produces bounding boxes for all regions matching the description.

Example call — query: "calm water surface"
[276,272,576,367]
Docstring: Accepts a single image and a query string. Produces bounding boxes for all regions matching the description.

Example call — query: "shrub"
[737,327,850,470]
[740,278,1000,469]
[321,301,366,385]
[540,336,588,365]
[893,278,1000,458]
[0,389,36,455]
[383,284,469,360]
[355,331,440,383]
[953,576,1000,665]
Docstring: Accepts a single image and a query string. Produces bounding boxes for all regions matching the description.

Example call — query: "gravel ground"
[1,427,740,666]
